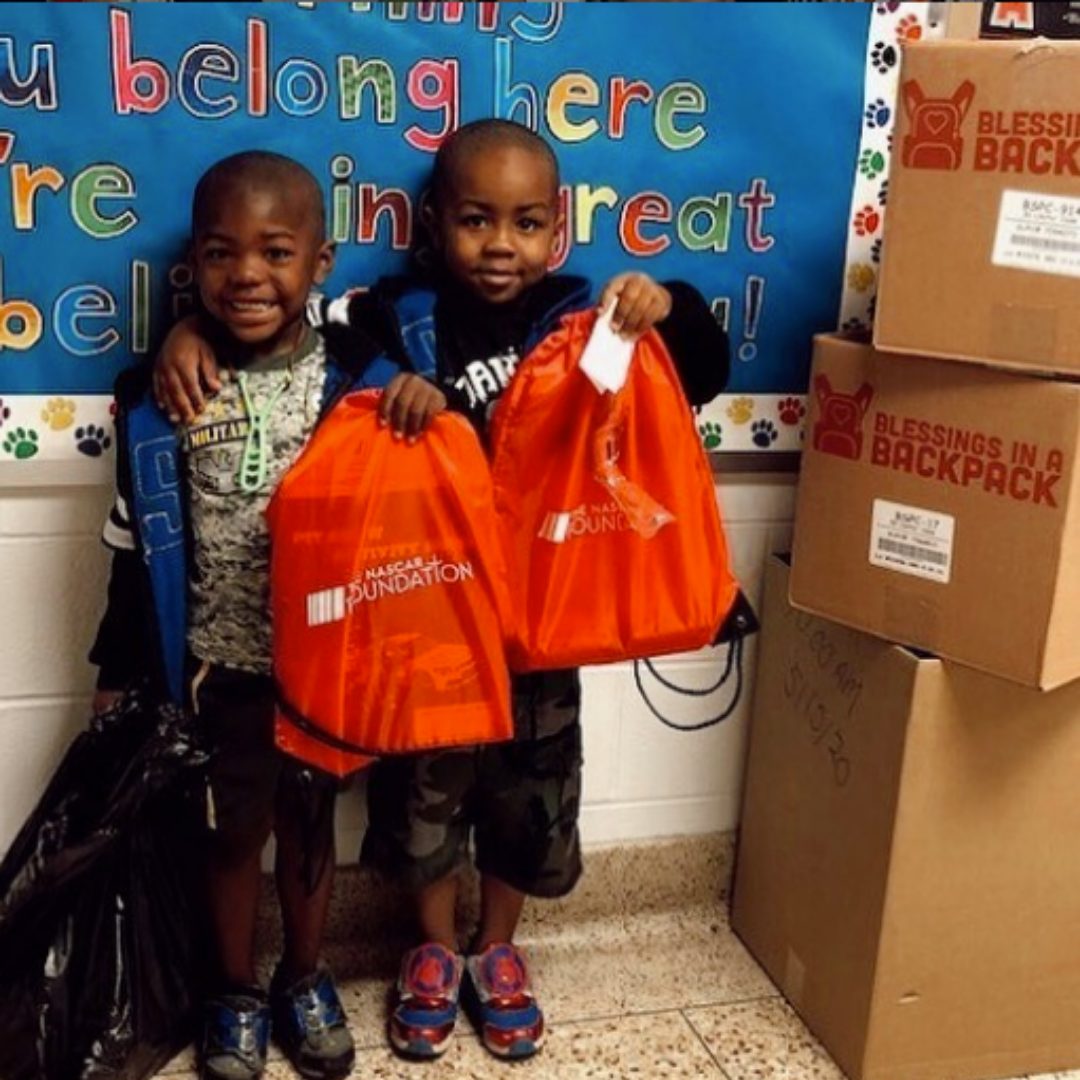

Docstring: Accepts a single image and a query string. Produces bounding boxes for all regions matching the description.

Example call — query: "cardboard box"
[875,39,1080,376]
[790,334,1080,690]
[732,555,1080,1080]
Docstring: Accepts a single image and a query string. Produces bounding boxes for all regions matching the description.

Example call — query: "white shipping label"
[869,499,955,584]
[992,189,1080,279]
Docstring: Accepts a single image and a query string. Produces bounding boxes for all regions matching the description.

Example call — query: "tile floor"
[159,836,1080,1080]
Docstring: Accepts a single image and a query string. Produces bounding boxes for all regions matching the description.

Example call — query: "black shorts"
[189,661,337,852]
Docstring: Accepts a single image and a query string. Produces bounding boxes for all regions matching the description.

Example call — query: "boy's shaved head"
[431,119,560,208]
[192,150,326,237]
[424,119,561,304]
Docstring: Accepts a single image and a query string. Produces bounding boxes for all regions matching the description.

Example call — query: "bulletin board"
[0,1,882,463]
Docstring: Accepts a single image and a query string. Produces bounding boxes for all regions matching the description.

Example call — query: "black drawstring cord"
[632,635,744,732]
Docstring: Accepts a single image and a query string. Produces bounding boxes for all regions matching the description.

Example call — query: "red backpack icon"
[812,374,873,461]
[901,79,975,171]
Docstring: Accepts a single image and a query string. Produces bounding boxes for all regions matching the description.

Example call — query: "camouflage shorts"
[363,713,583,899]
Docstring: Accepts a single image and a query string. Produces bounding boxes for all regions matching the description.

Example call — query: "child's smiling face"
[429,144,561,305]
[191,183,333,359]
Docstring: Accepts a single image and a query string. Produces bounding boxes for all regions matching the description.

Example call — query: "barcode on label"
[1011,234,1080,254]
[876,539,948,566]
[995,191,1080,280]
[870,499,954,584]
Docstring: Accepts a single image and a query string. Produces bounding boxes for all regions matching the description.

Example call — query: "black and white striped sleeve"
[308,287,374,330]
[101,494,136,553]
[307,287,393,378]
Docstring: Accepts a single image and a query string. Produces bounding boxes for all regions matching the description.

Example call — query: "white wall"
[0,467,796,857]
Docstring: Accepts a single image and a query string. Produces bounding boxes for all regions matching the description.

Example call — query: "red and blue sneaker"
[464,942,545,1059]
[388,942,464,1059]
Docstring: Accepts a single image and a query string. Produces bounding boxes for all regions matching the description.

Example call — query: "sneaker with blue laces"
[464,942,545,1059]
[388,942,464,1059]
[270,966,355,1080]
[201,988,271,1080]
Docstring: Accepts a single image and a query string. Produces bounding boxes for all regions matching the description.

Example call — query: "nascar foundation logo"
[306,554,475,626]
[538,501,634,543]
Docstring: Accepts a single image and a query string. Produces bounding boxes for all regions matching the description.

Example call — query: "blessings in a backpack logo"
[812,374,872,460]
[811,376,1066,508]
[974,107,1080,175]
[902,76,1080,176]
[901,78,975,171]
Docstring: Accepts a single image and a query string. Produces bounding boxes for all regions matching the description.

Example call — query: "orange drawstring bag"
[490,310,740,672]
[268,390,513,777]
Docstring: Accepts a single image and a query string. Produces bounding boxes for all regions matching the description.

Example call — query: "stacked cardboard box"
[788,333,1080,690]
[875,39,1080,378]
[733,38,1080,1080]
[792,36,1080,686]
[734,556,1080,1080]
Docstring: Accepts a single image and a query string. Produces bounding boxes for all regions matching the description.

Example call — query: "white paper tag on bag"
[579,305,635,393]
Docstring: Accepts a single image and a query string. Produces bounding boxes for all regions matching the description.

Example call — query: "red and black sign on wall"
[981,2,1080,39]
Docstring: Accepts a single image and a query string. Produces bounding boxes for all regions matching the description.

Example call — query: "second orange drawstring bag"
[490,310,741,672]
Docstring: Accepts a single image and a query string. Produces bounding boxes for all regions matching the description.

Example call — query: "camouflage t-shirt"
[186,327,328,673]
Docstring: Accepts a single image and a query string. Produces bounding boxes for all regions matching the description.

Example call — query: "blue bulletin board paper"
[0,1,870,459]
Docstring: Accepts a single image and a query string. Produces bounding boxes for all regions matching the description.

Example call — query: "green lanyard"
[236,366,293,494]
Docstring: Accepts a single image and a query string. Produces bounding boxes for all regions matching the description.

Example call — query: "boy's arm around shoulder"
[655,281,730,407]
[316,281,460,436]
[311,288,390,379]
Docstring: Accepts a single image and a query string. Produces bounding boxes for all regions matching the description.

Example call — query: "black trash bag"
[0,691,209,1080]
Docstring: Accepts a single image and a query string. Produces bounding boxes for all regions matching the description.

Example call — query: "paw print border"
[0,395,117,469]
[695,394,807,453]
[838,3,947,334]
